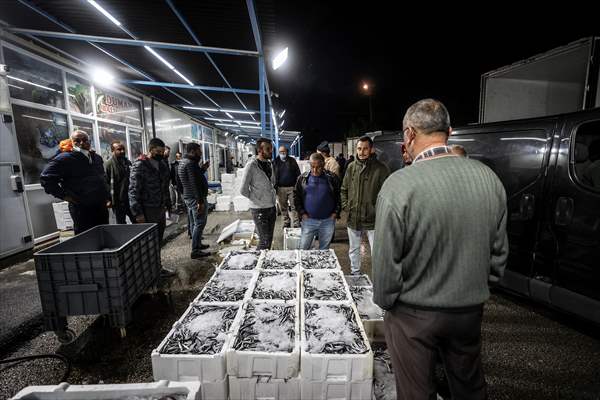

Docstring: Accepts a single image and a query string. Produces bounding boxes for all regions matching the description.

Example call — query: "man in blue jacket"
[40,130,110,234]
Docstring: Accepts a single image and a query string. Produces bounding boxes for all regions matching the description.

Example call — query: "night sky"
[268,2,597,151]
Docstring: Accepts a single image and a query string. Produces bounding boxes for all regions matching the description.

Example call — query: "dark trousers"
[143,206,166,241]
[384,303,486,400]
[251,207,276,250]
[113,203,135,224]
[68,203,109,235]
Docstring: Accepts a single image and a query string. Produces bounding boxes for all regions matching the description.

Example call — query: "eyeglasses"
[74,137,89,143]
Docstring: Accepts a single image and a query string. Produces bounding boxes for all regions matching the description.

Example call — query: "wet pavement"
[1,212,599,399]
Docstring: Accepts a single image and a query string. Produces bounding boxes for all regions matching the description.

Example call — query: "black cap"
[317,141,330,152]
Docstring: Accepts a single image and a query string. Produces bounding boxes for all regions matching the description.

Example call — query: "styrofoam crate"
[258,250,300,271]
[344,274,373,287]
[228,300,301,379]
[301,269,352,302]
[221,173,235,183]
[299,249,342,270]
[200,376,229,400]
[301,300,373,382]
[362,319,385,343]
[151,302,242,384]
[194,270,258,303]
[12,380,202,400]
[215,202,231,212]
[348,286,385,343]
[217,195,232,204]
[283,228,301,250]
[233,220,255,240]
[300,377,373,400]
[229,376,301,400]
[207,194,218,204]
[52,201,73,230]
[218,250,263,271]
[252,270,300,301]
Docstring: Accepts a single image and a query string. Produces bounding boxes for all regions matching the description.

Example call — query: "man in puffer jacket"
[129,138,172,241]
[40,131,110,234]
[178,142,210,259]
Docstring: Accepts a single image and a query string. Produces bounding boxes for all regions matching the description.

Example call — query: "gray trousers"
[276,186,298,227]
[384,303,486,400]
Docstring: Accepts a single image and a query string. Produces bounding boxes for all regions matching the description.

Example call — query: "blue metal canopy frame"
[7,0,298,146]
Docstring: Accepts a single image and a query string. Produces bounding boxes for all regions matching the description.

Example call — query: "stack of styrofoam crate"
[283,228,302,250]
[207,192,218,205]
[11,381,202,400]
[299,250,373,400]
[152,250,262,400]
[228,250,302,400]
[345,274,385,342]
[215,195,232,212]
[221,173,236,196]
[52,201,73,231]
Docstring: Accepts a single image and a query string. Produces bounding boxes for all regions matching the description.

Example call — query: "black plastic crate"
[34,224,161,340]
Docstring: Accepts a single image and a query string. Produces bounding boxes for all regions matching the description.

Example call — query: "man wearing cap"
[317,141,341,178]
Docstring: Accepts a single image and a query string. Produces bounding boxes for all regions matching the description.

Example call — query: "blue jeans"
[184,197,208,253]
[300,217,335,250]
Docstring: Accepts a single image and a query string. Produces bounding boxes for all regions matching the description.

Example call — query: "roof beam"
[7,28,260,57]
[13,1,196,106]
[121,80,260,94]
[165,0,255,121]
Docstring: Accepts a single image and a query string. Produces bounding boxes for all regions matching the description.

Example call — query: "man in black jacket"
[129,138,172,241]
[105,140,134,224]
[294,152,341,250]
[178,143,210,259]
[273,145,301,228]
[41,130,110,234]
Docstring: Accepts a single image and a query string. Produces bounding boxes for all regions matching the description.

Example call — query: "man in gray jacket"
[373,99,508,400]
[240,138,277,250]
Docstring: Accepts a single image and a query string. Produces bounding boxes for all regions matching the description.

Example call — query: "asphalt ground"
[1,211,599,399]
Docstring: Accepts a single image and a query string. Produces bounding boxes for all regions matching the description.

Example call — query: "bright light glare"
[272,47,289,70]
[91,67,114,84]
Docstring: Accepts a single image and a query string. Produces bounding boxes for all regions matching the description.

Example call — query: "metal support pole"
[259,57,266,138]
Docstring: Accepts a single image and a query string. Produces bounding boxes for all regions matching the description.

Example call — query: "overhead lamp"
[279,109,286,118]
[272,47,289,70]
[90,67,115,85]
[87,0,122,26]
[216,123,240,128]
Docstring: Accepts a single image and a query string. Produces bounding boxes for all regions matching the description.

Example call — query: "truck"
[480,37,599,123]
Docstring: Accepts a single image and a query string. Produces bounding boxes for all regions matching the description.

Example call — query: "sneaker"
[191,251,210,259]
[160,268,176,278]
[198,244,210,250]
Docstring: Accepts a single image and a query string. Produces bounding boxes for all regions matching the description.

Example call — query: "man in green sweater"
[373,99,508,400]
[341,136,390,274]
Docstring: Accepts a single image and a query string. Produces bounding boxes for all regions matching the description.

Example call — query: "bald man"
[41,130,110,234]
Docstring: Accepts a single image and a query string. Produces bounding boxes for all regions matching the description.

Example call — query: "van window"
[448,129,549,197]
[573,120,600,192]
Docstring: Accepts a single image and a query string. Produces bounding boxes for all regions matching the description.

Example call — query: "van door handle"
[554,197,574,226]
[519,193,535,220]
